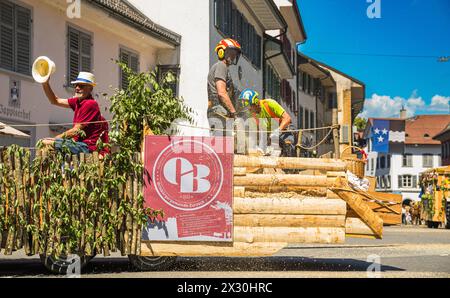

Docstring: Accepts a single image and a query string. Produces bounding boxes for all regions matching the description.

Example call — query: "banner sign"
[143,136,234,242]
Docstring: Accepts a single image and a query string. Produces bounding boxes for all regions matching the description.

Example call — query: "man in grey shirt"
[207,38,242,136]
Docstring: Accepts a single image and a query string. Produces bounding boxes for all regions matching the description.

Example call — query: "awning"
[298,55,336,87]
[274,0,307,43]
[265,37,294,79]
[0,122,30,138]
[242,0,287,30]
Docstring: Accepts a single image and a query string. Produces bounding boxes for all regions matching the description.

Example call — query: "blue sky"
[297,0,450,118]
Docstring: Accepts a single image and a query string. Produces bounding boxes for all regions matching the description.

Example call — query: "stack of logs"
[142,155,384,257]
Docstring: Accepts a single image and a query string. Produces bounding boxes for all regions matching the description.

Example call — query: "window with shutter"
[68,26,92,84]
[0,0,32,75]
[119,48,139,90]
[15,6,31,75]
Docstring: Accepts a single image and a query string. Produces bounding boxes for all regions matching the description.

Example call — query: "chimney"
[400,106,407,119]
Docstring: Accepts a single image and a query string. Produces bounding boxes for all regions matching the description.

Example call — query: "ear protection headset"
[217,47,225,60]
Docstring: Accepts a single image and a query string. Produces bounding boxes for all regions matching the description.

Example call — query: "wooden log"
[22,149,31,256]
[234,187,245,198]
[14,151,24,251]
[244,186,327,195]
[71,154,79,254]
[345,217,374,235]
[37,150,46,255]
[92,152,103,255]
[5,150,16,255]
[327,171,347,177]
[234,197,346,215]
[141,241,287,257]
[233,167,247,176]
[131,154,140,255]
[234,174,336,187]
[234,155,347,171]
[78,153,86,254]
[234,214,345,228]
[125,176,133,255]
[326,189,340,199]
[331,177,383,239]
[234,227,345,244]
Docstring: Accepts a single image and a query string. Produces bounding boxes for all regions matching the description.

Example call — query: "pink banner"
[143,136,234,242]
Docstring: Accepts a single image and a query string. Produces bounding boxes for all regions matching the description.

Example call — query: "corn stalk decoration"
[0,64,192,257]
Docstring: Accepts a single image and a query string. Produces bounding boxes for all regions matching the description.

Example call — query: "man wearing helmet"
[239,89,295,155]
[207,38,242,136]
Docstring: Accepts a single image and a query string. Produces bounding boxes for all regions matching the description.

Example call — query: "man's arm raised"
[42,80,70,108]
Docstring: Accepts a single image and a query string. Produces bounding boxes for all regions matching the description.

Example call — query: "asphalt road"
[0,226,449,278]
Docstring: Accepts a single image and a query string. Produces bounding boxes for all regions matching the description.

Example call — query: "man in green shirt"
[239,89,295,155]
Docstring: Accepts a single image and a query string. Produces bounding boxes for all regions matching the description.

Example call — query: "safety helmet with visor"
[215,38,242,65]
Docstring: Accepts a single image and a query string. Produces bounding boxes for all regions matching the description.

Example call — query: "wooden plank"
[234,155,347,171]
[331,177,383,239]
[234,214,345,228]
[345,217,375,236]
[347,209,402,226]
[234,227,345,244]
[234,197,347,215]
[141,241,287,257]
[366,177,376,192]
[367,191,402,203]
[234,174,336,187]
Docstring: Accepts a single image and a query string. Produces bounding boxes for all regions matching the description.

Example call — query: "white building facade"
[0,0,180,147]
[364,115,450,204]
[130,0,307,136]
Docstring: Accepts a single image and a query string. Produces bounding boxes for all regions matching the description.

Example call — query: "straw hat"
[32,56,56,83]
[71,72,97,86]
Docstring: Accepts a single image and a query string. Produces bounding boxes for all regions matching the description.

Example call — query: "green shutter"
[398,176,402,189]
[0,0,15,71]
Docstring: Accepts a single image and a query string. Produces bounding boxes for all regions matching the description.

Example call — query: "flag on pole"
[372,120,390,153]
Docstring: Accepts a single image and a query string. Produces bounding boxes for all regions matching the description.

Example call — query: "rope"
[1,119,112,128]
[296,127,335,151]
[1,118,338,135]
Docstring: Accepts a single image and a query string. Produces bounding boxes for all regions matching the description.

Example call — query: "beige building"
[298,53,365,157]
[0,0,180,147]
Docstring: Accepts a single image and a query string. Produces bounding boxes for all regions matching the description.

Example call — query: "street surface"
[0,226,449,278]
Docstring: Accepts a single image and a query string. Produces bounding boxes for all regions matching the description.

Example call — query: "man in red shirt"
[41,72,109,156]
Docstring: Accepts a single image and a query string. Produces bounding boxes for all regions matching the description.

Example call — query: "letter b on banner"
[164,158,211,194]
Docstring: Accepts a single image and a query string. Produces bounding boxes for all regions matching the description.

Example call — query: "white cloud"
[430,95,450,112]
[358,92,449,119]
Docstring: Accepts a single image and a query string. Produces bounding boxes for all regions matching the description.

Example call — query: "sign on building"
[143,136,234,242]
